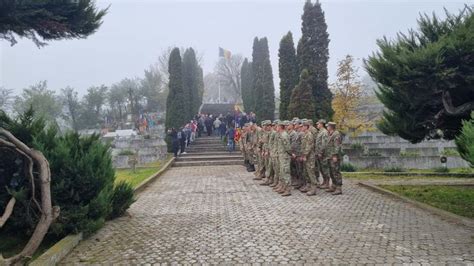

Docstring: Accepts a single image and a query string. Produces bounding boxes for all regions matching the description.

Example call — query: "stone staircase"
[173,136,243,167]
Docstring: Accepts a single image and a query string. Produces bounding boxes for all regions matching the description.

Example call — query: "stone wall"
[342,131,470,169]
[107,133,167,169]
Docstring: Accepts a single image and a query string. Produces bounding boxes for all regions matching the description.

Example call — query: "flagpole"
[218,70,221,103]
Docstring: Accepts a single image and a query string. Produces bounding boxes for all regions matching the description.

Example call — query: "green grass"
[343,173,460,180]
[349,167,473,174]
[380,185,474,219]
[115,156,172,188]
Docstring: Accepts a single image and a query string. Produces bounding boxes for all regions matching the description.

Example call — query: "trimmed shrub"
[432,167,449,173]
[0,109,134,241]
[109,181,135,219]
[455,112,474,167]
[384,166,404,172]
[341,163,357,172]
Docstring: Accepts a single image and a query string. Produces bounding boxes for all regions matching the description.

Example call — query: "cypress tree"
[288,69,316,120]
[298,0,333,120]
[252,37,275,121]
[241,58,254,112]
[278,31,299,120]
[182,48,200,118]
[165,48,186,130]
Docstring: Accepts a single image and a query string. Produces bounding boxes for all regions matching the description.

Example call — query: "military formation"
[239,118,343,197]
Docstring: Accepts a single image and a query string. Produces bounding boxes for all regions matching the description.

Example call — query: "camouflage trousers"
[247,149,256,165]
[328,157,343,186]
[278,155,291,185]
[255,151,265,176]
[269,156,279,182]
[303,154,317,185]
[317,157,330,183]
[263,153,271,178]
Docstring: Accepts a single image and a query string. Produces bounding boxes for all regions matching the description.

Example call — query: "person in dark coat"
[167,128,179,158]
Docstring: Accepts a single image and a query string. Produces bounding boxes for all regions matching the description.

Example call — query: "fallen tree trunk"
[0,128,59,266]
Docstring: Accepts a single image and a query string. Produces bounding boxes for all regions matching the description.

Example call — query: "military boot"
[276,183,286,193]
[319,181,329,189]
[261,176,273,186]
[306,185,317,196]
[248,164,256,172]
[272,182,282,191]
[253,175,262,180]
[332,186,342,195]
[281,185,292,197]
[326,185,336,193]
[269,179,278,187]
[299,183,310,193]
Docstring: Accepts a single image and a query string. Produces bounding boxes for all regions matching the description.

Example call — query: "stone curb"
[134,157,175,196]
[29,233,83,266]
[30,157,175,265]
[358,182,474,228]
[346,172,474,177]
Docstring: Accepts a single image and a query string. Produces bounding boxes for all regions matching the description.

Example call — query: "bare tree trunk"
[0,128,59,266]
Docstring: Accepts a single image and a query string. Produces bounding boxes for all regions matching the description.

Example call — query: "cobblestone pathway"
[61,166,474,265]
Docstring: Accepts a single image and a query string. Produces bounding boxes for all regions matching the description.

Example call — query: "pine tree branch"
[442,90,474,116]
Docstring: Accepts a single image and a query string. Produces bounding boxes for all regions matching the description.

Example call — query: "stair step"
[181,151,235,156]
[177,155,243,161]
[173,160,244,167]
[187,147,228,152]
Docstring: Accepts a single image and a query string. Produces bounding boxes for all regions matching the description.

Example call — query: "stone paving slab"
[61,166,474,265]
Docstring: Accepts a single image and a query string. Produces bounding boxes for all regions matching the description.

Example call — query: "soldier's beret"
[317,119,326,124]
[303,120,312,126]
[307,119,313,125]
[327,121,336,126]
[272,120,280,125]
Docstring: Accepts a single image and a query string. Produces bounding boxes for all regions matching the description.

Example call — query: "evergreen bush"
[109,181,135,219]
[455,112,474,167]
[341,163,357,172]
[0,109,134,240]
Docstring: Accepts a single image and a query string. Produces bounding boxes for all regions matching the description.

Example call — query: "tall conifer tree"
[182,48,200,118]
[278,31,299,120]
[165,48,186,130]
[298,0,333,120]
[252,37,275,121]
[241,58,254,112]
[288,69,316,120]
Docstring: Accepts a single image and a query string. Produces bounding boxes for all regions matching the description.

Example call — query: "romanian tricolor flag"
[219,47,232,60]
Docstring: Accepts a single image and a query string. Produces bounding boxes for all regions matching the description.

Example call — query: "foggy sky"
[0,0,469,96]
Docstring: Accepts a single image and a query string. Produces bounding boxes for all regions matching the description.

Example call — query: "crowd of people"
[239,118,343,197]
[167,111,253,157]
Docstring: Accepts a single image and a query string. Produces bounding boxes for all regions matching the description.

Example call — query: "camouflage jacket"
[301,131,315,157]
[326,130,342,158]
[269,130,278,158]
[277,131,291,158]
[315,128,328,156]
[289,130,302,156]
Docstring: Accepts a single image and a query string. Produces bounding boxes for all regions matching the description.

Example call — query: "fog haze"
[0,0,469,95]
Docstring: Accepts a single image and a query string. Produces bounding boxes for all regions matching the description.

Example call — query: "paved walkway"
[61,166,474,265]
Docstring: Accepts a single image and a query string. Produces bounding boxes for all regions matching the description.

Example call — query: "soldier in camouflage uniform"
[326,122,343,195]
[315,119,330,188]
[275,120,292,196]
[269,120,281,188]
[253,122,265,180]
[246,123,256,172]
[240,123,250,170]
[289,120,303,189]
[298,119,317,195]
[260,120,273,185]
